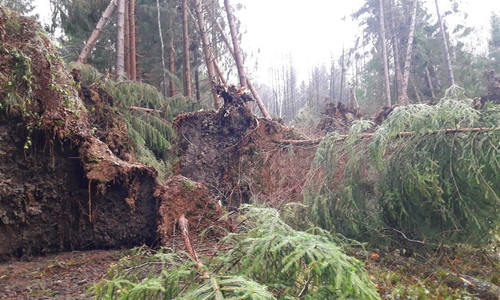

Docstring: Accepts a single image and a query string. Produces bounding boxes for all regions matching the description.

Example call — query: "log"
[128,106,164,114]
[274,128,500,146]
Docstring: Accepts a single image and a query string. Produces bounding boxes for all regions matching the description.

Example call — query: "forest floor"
[1,243,498,299]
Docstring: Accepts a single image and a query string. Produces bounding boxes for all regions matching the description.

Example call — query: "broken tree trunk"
[77,0,117,64]
[115,0,126,80]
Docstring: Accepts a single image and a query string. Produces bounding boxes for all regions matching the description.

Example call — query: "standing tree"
[129,0,137,80]
[379,0,391,107]
[116,0,126,79]
[193,0,221,108]
[155,0,167,95]
[182,0,192,98]
[397,0,418,105]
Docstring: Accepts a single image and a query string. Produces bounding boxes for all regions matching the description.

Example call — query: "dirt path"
[0,250,124,299]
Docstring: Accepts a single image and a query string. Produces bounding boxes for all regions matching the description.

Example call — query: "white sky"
[32,0,500,84]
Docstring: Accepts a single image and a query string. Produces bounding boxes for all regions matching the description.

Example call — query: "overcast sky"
[33,0,500,84]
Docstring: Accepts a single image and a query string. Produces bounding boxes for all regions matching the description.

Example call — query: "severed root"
[177,214,209,278]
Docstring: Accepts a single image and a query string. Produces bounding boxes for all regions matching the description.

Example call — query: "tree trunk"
[129,0,137,81]
[124,0,130,77]
[435,0,455,86]
[224,0,246,88]
[193,0,221,109]
[77,0,117,64]
[389,0,403,99]
[425,65,436,98]
[169,17,176,97]
[223,0,271,119]
[182,0,192,98]
[115,0,125,80]
[193,46,201,101]
[155,0,168,96]
[340,45,345,103]
[379,0,391,107]
[397,0,418,105]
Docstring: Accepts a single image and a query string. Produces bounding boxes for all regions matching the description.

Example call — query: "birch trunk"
[182,0,192,98]
[193,0,221,109]
[435,0,455,86]
[155,0,168,96]
[77,0,117,64]
[379,0,392,107]
[115,0,125,80]
[397,0,418,105]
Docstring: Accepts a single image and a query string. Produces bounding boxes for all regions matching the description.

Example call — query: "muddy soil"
[0,250,123,299]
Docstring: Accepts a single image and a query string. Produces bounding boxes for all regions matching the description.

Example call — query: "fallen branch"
[177,214,209,278]
[274,127,500,146]
[129,106,164,114]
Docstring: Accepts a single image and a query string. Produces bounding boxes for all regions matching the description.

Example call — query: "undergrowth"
[93,206,380,299]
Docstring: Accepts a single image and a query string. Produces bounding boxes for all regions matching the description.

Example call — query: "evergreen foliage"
[306,87,500,246]
[93,206,380,299]
[67,62,101,86]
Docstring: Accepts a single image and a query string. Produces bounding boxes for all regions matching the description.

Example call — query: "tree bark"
[155,0,168,96]
[425,65,436,98]
[77,0,117,64]
[115,0,126,80]
[379,0,391,107]
[219,1,271,119]
[397,0,418,105]
[182,0,192,98]
[193,0,221,109]
[224,0,246,88]
[129,0,137,81]
[169,17,176,97]
[435,0,455,86]
[124,0,130,77]
[388,0,403,99]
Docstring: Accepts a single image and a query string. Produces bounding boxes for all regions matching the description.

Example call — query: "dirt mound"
[157,175,228,244]
[317,101,362,133]
[0,8,161,259]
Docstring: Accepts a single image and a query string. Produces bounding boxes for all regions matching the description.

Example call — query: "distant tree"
[182,0,191,98]
[379,0,391,107]
[490,13,500,72]
[1,0,35,15]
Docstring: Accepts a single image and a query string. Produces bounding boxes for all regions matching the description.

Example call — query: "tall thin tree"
[379,0,391,107]
[155,0,168,95]
[193,0,221,109]
[182,0,192,98]
[116,0,126,79]
[397,0,418,105]
[129,0,137,80]
[435,0,455,86]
